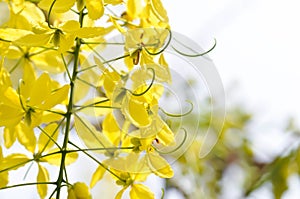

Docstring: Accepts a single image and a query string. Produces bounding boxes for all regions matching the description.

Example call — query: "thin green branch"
[127,68,155,96]
[155,128,188,154]
[61,54,72,81]
[172,38,217,57]
[0,182,56,190]
[76,76,98,89]
[0,158,33,173]
[65,146,134,153]
[47,0,57,29]
[37,118,65,153]
[68,141,126,183]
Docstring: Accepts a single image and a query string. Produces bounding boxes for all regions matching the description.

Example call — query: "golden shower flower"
[67,182,92,199]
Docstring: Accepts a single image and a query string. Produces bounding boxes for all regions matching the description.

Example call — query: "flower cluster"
[0,0,181,198]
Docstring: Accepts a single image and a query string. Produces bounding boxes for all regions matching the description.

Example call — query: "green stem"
[55,10,84,199]
[0,182,56,190]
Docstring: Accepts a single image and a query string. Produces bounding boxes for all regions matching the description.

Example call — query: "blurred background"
[162,0,300,198]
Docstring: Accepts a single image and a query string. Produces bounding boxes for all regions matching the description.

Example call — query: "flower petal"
[38,123,60,153]
[86,0,104,20]
[38,0,76,13]
[0,153,30,171]
[37,164,49,199]
[17,122,37,153]
[103,113,121,145]
[90,165,106,188]
[130,184,154,199]
[146,152,173,178]
[74,115,114,150]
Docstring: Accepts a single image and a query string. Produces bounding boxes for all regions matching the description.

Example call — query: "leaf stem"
[55,9,84,199]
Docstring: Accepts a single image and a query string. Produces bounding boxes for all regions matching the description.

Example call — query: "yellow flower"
[0,69,68,151]
[121,84,162,128]
[0,71,69,128]
[11,20,107,53]
[0,146,9,188]
[67,182,92,199]
[3,1,45,31]
[38,0,105,20]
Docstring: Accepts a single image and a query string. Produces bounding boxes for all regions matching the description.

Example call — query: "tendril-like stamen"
[159,100,193,117]
[155,128,188,154]
[172,38,217,57]
[126,68,155,96]
[143,28,172,56]
[47,0,57,29]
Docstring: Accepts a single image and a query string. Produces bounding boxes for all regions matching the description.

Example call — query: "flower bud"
[67,182,92,199]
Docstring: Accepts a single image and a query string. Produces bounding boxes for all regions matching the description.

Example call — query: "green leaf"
[271,157,290,199]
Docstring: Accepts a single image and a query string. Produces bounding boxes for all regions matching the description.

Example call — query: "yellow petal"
[156,119,175,146]
[58,34,76,53]
[81,97,112,116]
[130,184,154,199]
[146,152,173,178]
[102,71,121,98]
[103,113,121,145]
[37,164,49,199]
[16,122,36,152]
[150,0,168,22]
[41,111,64,124]
[60,20,80,33]
[33,50,67,73]
[38,0,76,13]
[0,40,10,56]
[74,115,114,150]
[86,0,104,20]
[115,188,127,199]
[75,27,106,38]
[109,15,126,33]
[76,0,85,11]
[0,153,30,171]
[0,28,32,41]
[5,46,24,59]
[126,0,144,20]
[20,62,36,99]
[125,96,151,127]
[104,0,122,5]
[38,123,60,153]
[90,165,106,188]
[14,33,51,47]
[67,188,76,199]
[5,2,45,30]
[0,147,8,188]
[0,104,23,127]
[41,149,78,166]
[40,84,69,110]
[3,127,17,149]
[29,73,51,107]
[73,182,91,199]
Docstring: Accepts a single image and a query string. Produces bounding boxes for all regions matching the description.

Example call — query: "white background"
[163,0,300,198]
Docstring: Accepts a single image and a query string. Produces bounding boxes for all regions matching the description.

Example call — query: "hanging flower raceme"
[0,0,192,198]
[67,182,92,199]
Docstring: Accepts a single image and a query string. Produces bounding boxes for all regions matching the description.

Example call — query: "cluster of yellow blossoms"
[0,0,180,198]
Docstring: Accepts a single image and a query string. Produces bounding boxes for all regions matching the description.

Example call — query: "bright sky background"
[163,0,300,198]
